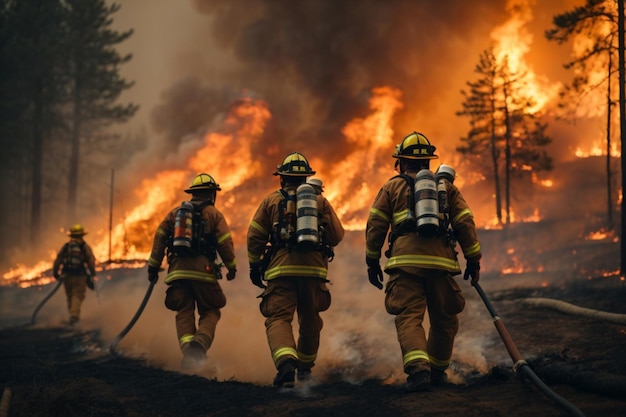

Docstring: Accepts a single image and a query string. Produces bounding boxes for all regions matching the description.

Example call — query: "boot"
[431,368,448,386]
[181,341,206,370]
[273,359,296,388]
[297,367,312,382]
[405,370,431,392]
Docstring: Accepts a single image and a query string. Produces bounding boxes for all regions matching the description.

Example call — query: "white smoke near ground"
[1,234,523,387]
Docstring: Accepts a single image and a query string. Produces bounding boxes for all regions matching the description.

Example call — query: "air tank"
[173,201,194,253]
[414,169,439,238]
[295,183,319,249]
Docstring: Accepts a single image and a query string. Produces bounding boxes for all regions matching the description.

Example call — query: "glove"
[53,271,61,280]
[226,268,236,281]
[86,276,95,290]
[366,256,383,290]
[148,265,159,284]
[463,260,480,285]
[367,266,384,290]
[249,262,266,289]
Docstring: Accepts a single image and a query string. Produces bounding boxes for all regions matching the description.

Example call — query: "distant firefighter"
[365,132,482,392]
[147,173,237,371]
[52,224,97,325]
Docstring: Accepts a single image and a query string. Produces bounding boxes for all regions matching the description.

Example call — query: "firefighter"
[147,173,237,371]
[247,152,344,387]
[365,132,481,392]
[52,224,97,325]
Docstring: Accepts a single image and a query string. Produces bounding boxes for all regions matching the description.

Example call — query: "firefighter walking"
[52,224,97,325]
[147,173,237,370]
[247,152,344,387]
[365,132,482,392]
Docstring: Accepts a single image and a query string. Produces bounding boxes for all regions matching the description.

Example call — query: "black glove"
[249,262,266,289]
[366,257,384,290]
[86,276,95,290]
[148,265,159,284]
[226,268,236,281]
[53,271,61,280]
[463,260,480,285]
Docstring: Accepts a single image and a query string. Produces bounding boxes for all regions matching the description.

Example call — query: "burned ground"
[1,271,626,417]
[2,206,626,417]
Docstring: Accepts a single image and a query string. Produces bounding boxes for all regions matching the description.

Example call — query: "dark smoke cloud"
[186,0,509,160]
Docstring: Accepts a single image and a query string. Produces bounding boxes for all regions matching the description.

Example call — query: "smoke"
[0,237,504,386]
[108,0,597,226]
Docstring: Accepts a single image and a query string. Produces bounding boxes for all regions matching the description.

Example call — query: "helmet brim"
[184,186,221,193]
[392,154,439,160]
[273,171,316,177]
[67,232,87,236]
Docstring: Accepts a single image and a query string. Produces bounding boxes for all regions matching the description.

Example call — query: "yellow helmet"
[273,152,316,177]
[393,131,439,160]
[184,173,221,194]
[67,224,87,237]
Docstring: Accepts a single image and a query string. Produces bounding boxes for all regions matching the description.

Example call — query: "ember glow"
[483,208,542,230]
[583,228,618,243]
[574,140,621,158]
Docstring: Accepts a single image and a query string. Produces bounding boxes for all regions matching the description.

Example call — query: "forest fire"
[1,0,621,290]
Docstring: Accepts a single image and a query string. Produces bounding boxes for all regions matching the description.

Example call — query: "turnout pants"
[165,280,226,352]
[260,277,331,370]
[384,269,464,375]
[62,274,87,321]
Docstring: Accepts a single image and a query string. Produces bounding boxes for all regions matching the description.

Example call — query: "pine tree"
[0,0,67,245]
[457,49,552,225]
[546,0,620,228]
[62,0,137,222]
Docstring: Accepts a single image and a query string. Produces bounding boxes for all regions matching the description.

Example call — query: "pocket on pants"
[444,275,465,315]
[205,282,227,309]
[384,280,402,315]
[315,281,331,312]
[165,283,190,311]
[259,285,275,318]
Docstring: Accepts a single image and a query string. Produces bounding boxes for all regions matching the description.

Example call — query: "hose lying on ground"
[521,298,626,325]
[522,297,626,397]
[30,280,63,325]
[473,283,586,417]
[109,281,155,357]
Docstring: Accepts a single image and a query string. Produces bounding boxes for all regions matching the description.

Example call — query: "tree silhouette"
[546,0,621,228]
[457,49,552,225]
[0,0,136,252]
[63,0,138,222]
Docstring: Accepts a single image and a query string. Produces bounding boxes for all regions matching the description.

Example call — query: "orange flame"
[491,0,559,113]
[324,86,404,230]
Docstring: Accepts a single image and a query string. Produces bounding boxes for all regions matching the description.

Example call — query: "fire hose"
[521,298,626,325]
[109,281,155,356]
[30,280,63,325]
[472,282,586,417]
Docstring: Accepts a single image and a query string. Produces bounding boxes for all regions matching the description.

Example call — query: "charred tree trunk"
[67,81,81,223]
[30,80,43,245]
[490,94,503,225]
[619,0,626,276]
[502,88,512,225]
[606,51,613,229]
